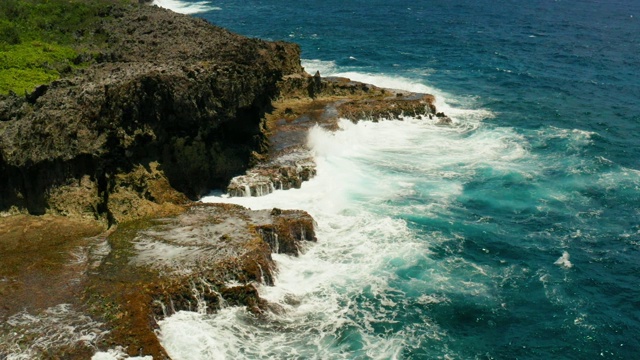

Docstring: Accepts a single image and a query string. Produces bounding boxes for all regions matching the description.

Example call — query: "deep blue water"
[205,0,640,165]
[157,1,640,359]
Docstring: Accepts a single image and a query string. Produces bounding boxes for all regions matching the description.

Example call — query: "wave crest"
[153,0,221,15]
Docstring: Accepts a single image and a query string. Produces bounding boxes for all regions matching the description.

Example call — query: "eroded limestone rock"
[79,203,316,357]
[227,146,316,197]
[0,4,303,222]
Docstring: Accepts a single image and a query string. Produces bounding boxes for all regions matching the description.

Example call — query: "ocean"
[151,1,640,359]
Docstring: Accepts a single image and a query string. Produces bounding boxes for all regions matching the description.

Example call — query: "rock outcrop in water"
[226,73,441,197]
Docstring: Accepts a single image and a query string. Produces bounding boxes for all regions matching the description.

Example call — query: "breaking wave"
[153,0,220,15]
[157,71,535,359]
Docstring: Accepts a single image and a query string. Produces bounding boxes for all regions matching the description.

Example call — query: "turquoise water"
[154,1,640,359]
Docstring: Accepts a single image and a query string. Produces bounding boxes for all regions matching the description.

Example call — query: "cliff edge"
[0,3,302,223]
[0,2,446,358]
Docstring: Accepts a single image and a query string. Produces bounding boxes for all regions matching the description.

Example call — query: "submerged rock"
[435,111,453,125]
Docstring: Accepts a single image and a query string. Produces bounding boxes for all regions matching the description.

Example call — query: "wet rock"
[435,116,453,125]
[0,215,107,358]
[435,111,453,125]
[79,202,316,357]
[220,284,266,314]
[337,93,437,121]
[227,146,316,197]
[114,203,316,316]
[127,203,316,277]
[227,74,443,197]
[256,207,317,255]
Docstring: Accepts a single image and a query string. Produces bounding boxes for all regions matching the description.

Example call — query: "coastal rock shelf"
[0,203,316,358]
[93,203,316,357]
[225,74,446,197]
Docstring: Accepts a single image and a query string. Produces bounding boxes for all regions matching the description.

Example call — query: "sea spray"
[158,78,519,358]
[152,0,220,14]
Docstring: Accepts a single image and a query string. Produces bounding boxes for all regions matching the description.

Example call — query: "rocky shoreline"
[0,2,447,359]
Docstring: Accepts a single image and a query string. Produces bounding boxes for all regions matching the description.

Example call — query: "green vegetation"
[0,0,129,95]
[0,41,77,94]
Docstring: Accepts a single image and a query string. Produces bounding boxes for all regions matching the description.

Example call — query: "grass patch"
[1,41,77,69]
[0,68,58,95]
[0,0,131,95]
[0,41,78,94]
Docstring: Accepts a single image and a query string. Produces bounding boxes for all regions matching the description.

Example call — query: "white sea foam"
[157,71,529,359]
[158,311,232,360]
[153,0,221,14]
[0,304,109,360]
[92,347,152,360]
[554,251,573,269]
[301,59,339,76]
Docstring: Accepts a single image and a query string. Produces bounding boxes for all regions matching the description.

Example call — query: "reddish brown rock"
[81,203,316,356]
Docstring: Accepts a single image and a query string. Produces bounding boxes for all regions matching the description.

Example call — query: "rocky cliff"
[0,4,302,223]
[0,4,307,357]
[0,2,446,359]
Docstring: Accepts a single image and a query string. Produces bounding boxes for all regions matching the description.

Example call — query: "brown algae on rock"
[79,203,315,357]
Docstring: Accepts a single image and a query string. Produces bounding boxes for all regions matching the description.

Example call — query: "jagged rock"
[0,92,26,122]
[337,93,437,121]
[435,116,453,125]
[308,70,323,98]
[227,146,316,197]
[0,4,303,222]
[84,203,316,356]
[227,74,445,197]
[127,203,316,281]
[435,111,453,125]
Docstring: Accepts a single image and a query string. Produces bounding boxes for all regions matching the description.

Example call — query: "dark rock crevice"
[0,155,99,216]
